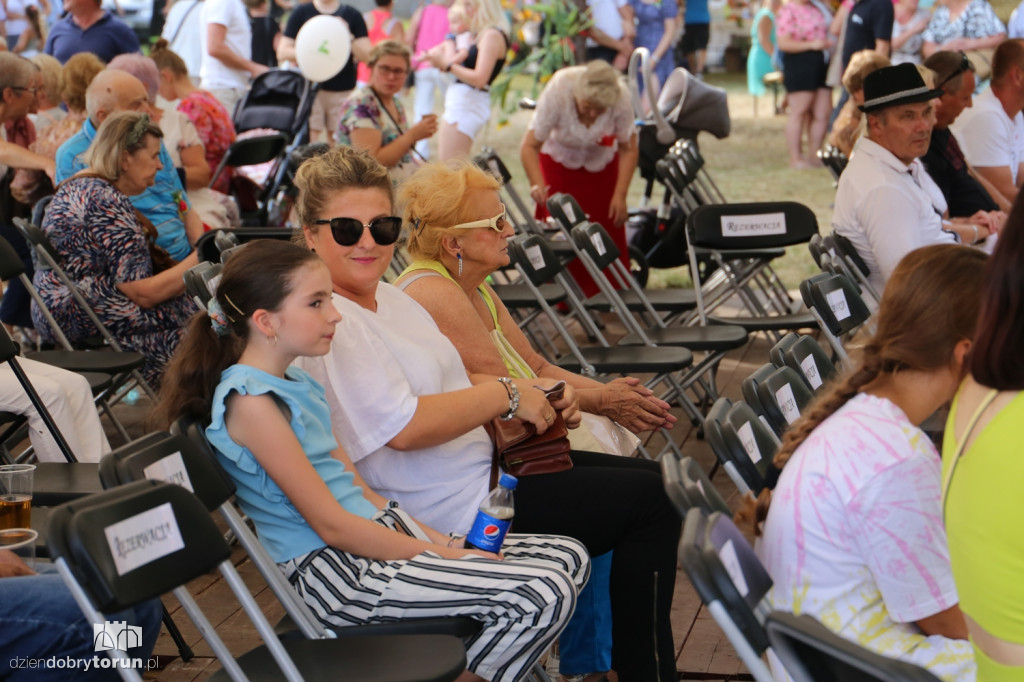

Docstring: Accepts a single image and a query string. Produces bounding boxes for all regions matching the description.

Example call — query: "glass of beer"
[0,464,34,531]
[0,528,37,571]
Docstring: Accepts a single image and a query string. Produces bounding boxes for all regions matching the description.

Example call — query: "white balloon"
[294,15,352,83]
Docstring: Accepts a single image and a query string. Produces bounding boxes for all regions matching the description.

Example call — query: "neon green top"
[942,388,1024,680]
[397,259,535,379]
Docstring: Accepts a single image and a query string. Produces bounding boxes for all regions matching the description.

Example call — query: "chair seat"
[586,288,697,313]
[276,615,482,641]
[619,324,750,351]
[31,462,101,506]
[708,312,819,332]
[556,346,693,374]
[490,283,566,308]
[26,350,145,375]
[81,372,113,395]
[208,634,467,682]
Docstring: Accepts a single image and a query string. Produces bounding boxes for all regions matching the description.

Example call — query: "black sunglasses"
[314,216,403,246]
[937,52,973,91]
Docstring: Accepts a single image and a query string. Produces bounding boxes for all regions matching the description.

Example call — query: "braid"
[736,346,884,536]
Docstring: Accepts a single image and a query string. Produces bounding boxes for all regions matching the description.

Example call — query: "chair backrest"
[194,228,294,264]
[798,271,833,310]
[474,148,513,185]
[784,336,836,392]
[0,233,25,281]
[680,457,731,515]
[46,479,230,612]
[508,233,567,286]
[741,363,777,422]
[184,260,223,310]
[828,232,870,279]
[769,332,800,368]
[687,202,819,251]
[680,508,774,681]
[97,431,236,512]
[807,274,871,338]
[32,194,53,228]
[807,234,825,268]
[571,221,621,269]
[756,365,815,434]
[765,611,943,682]
[546,192,589,229]
[660,452,694,517]
[721,401,776,493]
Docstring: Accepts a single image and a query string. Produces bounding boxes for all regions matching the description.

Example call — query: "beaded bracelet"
[497,377,519,421]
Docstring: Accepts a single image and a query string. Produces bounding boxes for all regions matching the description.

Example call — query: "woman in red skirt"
[520,60,638,296]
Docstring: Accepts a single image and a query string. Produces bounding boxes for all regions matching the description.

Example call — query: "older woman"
[32,111,198,387]
[31,52,104,162]
[921,0,1006,71]
[295,146,681,682]
[776,0,833,168]
[520,60,638,296]
[827,49,890,157]
[337,40,438,183]
[422,0,509,161]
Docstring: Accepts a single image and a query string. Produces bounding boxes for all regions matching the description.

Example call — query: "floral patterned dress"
[178,90,237,194]
[31,177,197,387]
[337,86,417,183]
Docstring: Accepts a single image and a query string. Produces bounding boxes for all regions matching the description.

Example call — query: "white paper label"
[825,288,851,321]
[563,201,578,224]
[694,478,706,498]
[207,273,221,297]
[590,232,606,256]
[775,382,800,425]
[720,539,750,597]
[736,421,762,464]
[487,159,501,179]
[104,502,185,576]
[800,355,823,389]
[720,212,787,238]
[143,452,194,493]
[524,244,545,270]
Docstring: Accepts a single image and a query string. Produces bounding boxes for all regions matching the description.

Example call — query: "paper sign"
[207,273,221,297]
[736,421,761,463]
[720,212,787,238]
[562,201,578,224]
[143,452,194,493]
[800,355,823,389]
[720,539,750,597]
[775,383,800,425]
[825,288,851,321]
[694,478,706,499]
[590,232,607,256]
[104,502,185,576]
[524,244,545,270]
[487,159,501,179]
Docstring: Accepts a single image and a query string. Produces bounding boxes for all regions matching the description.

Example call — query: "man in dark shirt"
[44,0,140,64]
[841,0,893,68]
[922,50,1011,217]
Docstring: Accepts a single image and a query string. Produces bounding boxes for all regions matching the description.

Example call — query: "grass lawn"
[432,70,836,292]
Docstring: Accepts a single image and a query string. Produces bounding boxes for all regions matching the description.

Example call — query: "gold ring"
[545,414,554,423]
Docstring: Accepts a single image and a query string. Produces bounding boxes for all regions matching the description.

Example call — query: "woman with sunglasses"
[337,41,438,183]
[295,146,682,682]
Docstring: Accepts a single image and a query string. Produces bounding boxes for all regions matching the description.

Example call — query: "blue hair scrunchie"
[208,298,231,336]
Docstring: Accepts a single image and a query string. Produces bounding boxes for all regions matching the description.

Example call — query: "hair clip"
[207,298,231,336]
[224,293,246,319]
[125,113,151,147]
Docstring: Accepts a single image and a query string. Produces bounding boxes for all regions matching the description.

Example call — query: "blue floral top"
[337,86,416,183]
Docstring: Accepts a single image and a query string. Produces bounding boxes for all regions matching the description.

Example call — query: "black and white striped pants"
[280,508,589,682]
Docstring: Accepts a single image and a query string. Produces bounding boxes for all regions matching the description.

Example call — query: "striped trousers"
[281,508,589,682]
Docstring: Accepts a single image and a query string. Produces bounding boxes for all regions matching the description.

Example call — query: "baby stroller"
[626,49,731,276]
[220,69,316,225]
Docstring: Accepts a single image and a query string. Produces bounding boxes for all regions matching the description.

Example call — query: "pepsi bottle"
[465,473,517,552]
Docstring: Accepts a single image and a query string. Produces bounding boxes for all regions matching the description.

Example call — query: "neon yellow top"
[942,388,1024,680]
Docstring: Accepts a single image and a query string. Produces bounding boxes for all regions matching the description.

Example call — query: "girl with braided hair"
[748,244,986,681]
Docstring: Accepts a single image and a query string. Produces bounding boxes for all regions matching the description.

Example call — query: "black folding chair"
[765,611,942,682]
[801,273,872,367]
[782,335,837,393]
[755,366,815,435]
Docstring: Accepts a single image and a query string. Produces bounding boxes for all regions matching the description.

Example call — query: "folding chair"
[765,611,942,682]
[768,333,800,368]
[685,202,820,335]
[46,480,468,682]
[194,228,297,264]
[680,508,775,682]
[817,145,849,184]
[824,232,882,305]
[741,363,778,425]
[661,453,731,517]
[13,219,158,402]
[508,233,703,444]
[782,335,836,393]
[755,366,815,435]
[801,273,872,367]
[568,221,750,410]
[718,400,778,496]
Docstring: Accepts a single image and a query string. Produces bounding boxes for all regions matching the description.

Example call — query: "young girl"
[155,240,588,682]
[745,244,984,681]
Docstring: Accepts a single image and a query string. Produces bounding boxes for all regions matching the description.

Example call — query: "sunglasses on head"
[936,52,973,91]
[449,204,508,232]
[314,216,403,246]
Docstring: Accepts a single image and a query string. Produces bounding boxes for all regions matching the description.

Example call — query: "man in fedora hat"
[833,62,997,294]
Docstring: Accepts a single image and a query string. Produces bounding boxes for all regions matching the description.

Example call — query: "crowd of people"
[3,0,1024,679]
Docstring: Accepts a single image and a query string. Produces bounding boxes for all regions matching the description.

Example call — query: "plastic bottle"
[465,473,517,552]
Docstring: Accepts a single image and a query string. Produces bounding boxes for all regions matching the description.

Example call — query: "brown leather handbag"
[488,381,573,487]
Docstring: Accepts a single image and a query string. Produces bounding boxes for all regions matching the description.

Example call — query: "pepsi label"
[465,510,511,553]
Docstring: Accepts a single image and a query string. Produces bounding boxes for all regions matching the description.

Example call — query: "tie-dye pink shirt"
[758,393,976,681]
